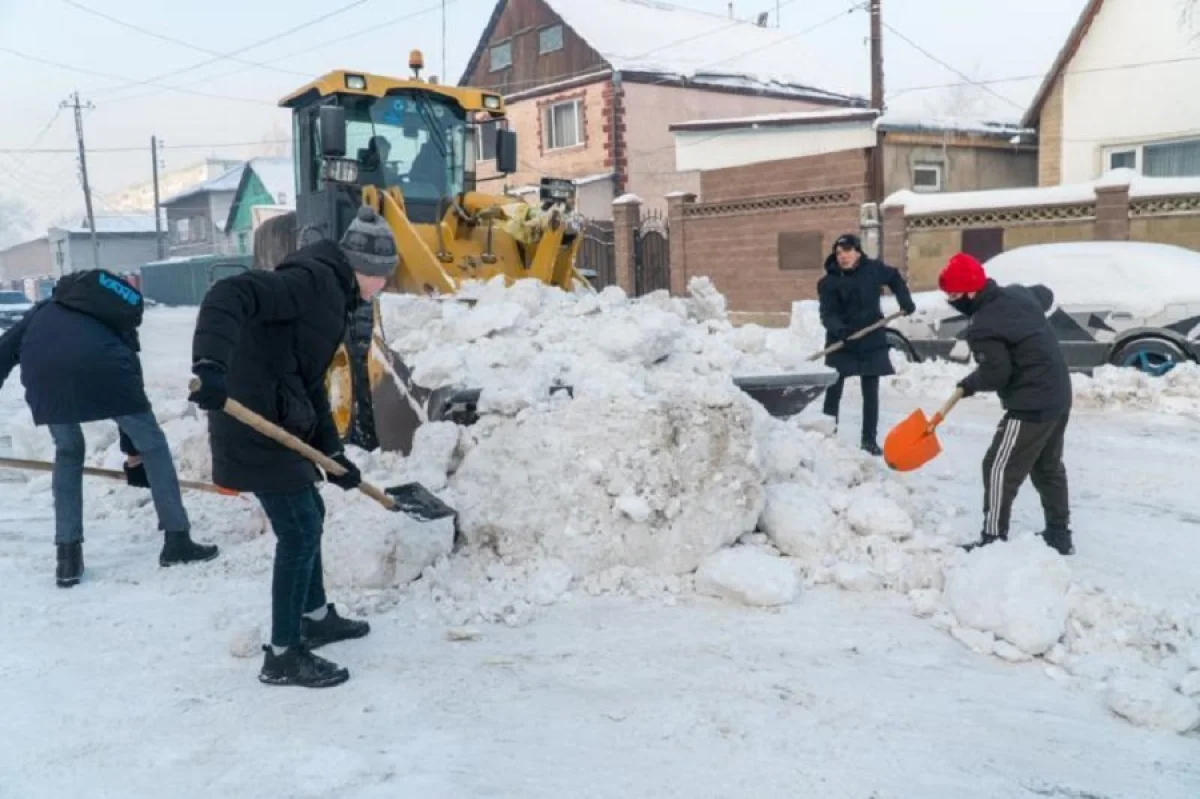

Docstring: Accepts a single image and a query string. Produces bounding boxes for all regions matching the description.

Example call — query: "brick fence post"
[666,191,695,296]
[882,202,908,274]
[1094,177,1131,241]
[611,194,642,296]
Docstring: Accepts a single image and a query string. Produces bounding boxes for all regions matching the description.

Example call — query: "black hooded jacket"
[958,279,1072,421]
[191,240,361,493]
[817,253,916,377]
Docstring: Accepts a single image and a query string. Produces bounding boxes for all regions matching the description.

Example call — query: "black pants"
[981,410,1071,539]
[255,486,328,649]
[822,374,880,442]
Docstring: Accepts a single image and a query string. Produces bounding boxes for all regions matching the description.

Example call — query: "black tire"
[885,330,917,363]
[1109,336,1189,377]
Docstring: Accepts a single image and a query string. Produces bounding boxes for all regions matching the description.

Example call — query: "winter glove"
[956,379,977,399]
[325,452,362,491]
[124,460,150,489]
[188,361,228,412]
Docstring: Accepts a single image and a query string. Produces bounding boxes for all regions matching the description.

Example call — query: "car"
[0,290,35,332]
[881,242,1200,376]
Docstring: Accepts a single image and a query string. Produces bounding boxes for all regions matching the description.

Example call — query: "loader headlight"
[345,74,367,91]
[483,93,501,110]
[540,177,574,204]
[321,156,360,184]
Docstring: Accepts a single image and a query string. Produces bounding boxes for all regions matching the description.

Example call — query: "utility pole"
[151,136,165,260]
[441,0,447,81]
[869,0,885,205]
[62,91,99,270]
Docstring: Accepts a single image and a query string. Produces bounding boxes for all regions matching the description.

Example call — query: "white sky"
[0,0,1088,235]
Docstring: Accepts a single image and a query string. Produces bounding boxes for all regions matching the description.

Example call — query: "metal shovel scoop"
[189,379,456,522]
[882,388,963,472]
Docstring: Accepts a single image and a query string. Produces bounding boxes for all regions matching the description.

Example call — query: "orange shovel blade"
[883,409,943,472]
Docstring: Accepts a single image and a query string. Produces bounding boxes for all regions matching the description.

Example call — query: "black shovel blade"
[384,482,457,522]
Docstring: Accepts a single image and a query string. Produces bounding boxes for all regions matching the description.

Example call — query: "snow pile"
[1070,364,1200,414]
[694,547,799,607]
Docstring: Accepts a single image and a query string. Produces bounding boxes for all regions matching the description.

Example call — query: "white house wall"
[1060,0,1200,183]
[673,121,877,172]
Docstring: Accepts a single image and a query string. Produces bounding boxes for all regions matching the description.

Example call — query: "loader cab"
[283,67,517,243]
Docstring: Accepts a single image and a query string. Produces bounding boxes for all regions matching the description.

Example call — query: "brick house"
[460,0,866,219]
[1026,0,1200,185]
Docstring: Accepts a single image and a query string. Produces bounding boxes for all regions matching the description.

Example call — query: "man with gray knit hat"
[188,204,398,688]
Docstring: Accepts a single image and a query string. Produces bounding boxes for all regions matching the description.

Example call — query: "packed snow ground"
[1,283,1198,797]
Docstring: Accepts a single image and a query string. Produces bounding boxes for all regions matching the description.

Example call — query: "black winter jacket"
[0,300,152,426]
[192,240,361,493]
[958,279,1072,421]
[817,255,916,377]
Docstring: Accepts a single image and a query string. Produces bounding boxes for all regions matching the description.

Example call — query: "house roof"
[1022,0,1104,127]
[245,157,294,205]
[875,114,1035,140]
[161,162,246,206]
[669,109,1032,140]
[461,0,865,104]
[55,214,160,235]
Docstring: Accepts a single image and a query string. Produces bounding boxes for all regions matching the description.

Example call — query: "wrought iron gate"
[577,219,616,288]
[634,211,670,295]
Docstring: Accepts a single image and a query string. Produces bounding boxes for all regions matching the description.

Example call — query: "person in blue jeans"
[0,270,219,587]
[188,206,396,689]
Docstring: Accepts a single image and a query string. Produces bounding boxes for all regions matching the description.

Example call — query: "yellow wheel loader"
[255,55,834,455]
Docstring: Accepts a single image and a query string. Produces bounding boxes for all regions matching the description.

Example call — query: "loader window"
[342,93,468,218]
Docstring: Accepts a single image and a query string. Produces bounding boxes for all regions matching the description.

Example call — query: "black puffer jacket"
[958,279,1072,421]
[817,254,915,377]
[192,240,361,493]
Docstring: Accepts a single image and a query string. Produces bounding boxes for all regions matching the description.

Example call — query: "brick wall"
[672,150,870,313]
[1037,76,1065,186]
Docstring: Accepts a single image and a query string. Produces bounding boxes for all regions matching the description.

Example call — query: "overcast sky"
[0,0,1088,235]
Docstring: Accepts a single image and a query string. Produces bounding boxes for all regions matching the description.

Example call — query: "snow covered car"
[0,290,34,332]
[882,242,1200,376]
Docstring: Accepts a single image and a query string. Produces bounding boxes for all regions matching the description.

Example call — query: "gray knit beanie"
[340,205,398,277]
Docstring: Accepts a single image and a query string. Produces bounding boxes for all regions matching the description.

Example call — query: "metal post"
[441,0,447,82]
[869,0,885,205]
[62,91,99,271]
[151,135,165,260]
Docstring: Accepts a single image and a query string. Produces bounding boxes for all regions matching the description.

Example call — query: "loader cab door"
[294,102,358,246]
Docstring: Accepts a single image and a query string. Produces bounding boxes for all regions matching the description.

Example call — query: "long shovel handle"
[926,388,964,432]
[188,378,398,511]
[808,311,906,361]
[0,455,231,495]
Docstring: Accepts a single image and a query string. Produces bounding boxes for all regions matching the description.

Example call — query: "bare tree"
[924,81,991,121]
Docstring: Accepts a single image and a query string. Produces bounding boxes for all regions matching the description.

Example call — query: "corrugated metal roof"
[161,162,246,205]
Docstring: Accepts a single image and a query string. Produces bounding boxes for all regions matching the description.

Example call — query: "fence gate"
[634,211,670,296]
[576,219,616,289]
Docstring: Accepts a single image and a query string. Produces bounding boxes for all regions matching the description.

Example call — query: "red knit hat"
[938,253,987,294]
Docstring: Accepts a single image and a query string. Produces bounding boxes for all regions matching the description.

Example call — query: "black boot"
[56,543,83,588]
[861,438,882,456]
[159,531,220,567]
[259,645,349,688]
[962,532,1006,553]
[301,603,370,649]
[1039,527,1075,556]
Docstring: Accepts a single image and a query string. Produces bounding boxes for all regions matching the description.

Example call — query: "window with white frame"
[477,119,498,161]
[911,163,942,192]
[539,25,564,54]
[1106,148,1137,171]
[543,99,582,150]
[1103,137,1200,177]
[489,41,512,72]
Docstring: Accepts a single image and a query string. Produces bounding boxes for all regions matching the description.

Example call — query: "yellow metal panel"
[279,69,506,115]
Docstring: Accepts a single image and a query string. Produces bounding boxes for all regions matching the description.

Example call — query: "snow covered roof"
[465,0,866,103]
[246,157,294,205]
[161,162,246,205]
[670,108,878,132]
[56,214,160,235]
[875,114,1035,140]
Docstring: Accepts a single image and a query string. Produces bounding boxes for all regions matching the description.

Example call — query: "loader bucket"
[730,373,837,418]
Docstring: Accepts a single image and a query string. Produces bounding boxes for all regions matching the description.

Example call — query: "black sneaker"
[962,533,1006,553]
[56,543,83,588]
[159,531,220,567]
[861,438,883,456]
[258,645,349,688]
[301,603,371,650]
[1039,527,1075,556]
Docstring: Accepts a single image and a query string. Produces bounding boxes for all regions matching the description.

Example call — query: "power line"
[880,20,1024,112]
[59,0,312,79]
[0,139,290,155]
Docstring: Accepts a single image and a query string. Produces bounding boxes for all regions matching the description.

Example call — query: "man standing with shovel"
[188,206,396,689]
[936,253,1074,555]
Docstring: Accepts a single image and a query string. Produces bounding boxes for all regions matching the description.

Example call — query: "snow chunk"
[759,482,840,561]
[845,488,914,541]
[1179,671,1200,697]
[324,511,455,591]
[228,626,263,659]
[944,536,1071,656]
[694,547,798,607]
[1106,677,1200,733]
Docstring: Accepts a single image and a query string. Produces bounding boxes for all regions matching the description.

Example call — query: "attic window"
[539,25,564,54]
[912,163,942,192]
[489,41,512,72]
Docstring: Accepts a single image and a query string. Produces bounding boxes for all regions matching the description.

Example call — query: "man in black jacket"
[188,205,396,689]
[0,270,219,587]
[817,234,916,455]
[938,253,1074,555]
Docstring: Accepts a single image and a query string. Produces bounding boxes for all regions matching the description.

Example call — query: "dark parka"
[0,299,151,426]
[191,240,360,494]
[817,254,916,377]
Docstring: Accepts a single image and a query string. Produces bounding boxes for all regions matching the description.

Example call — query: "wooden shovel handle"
[189,378,397,511]
[809,311,906,361]
[927,388,964,432]
[0,456,230,495]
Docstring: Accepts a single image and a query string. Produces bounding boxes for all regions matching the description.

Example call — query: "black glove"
[189,361,228,411]
[124,461,150,489]
[325,452,362,491]
[957,379,977,399]
[902,304,917,316]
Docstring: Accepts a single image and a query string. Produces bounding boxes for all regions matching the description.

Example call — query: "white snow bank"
[1107,677,1200,734]
[1071,365,1200,415]
[694,547,799,607]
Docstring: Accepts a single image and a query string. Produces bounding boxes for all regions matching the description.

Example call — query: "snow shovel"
[807,311,906,361]
[188,379,455,522]
[0,456,236,495]
[882,388,964,472]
